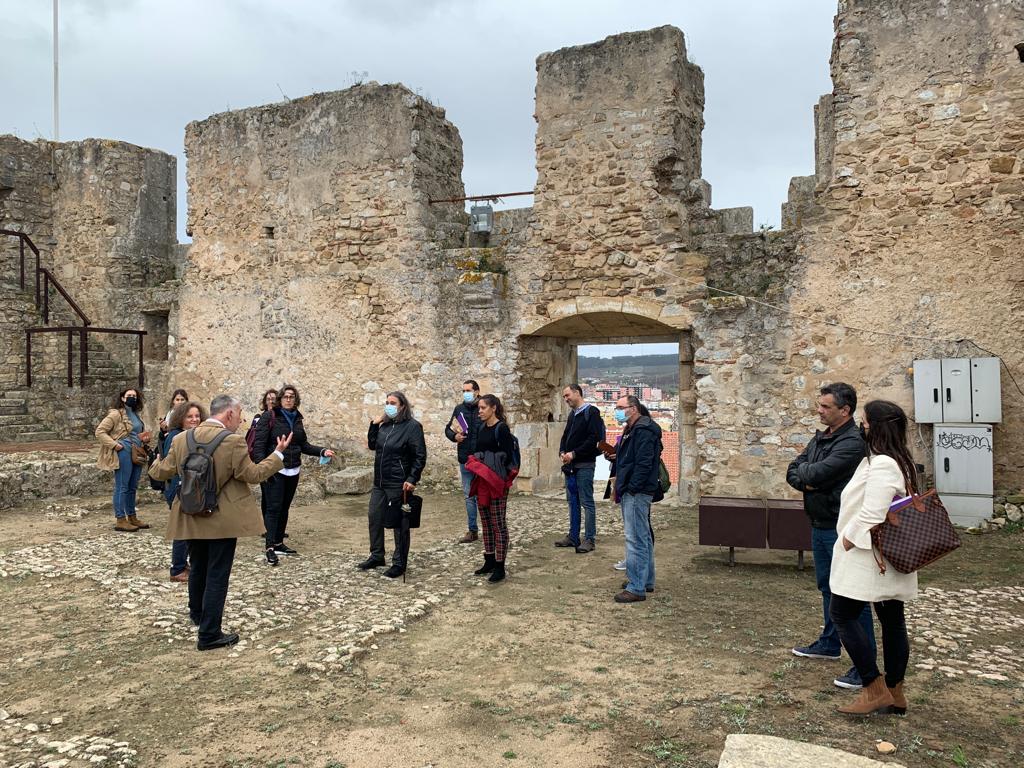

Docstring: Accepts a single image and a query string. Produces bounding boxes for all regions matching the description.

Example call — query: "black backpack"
[178,429,231,516]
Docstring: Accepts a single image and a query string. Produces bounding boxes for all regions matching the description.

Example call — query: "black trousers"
[368,486,405,567]
[263,473,300,547]
[188,538,238,644]
[830,593,909,688]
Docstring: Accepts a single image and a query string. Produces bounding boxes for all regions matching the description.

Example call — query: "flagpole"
[53,0,59,141]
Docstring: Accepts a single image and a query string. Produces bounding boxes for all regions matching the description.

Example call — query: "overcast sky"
[2,0,836,357]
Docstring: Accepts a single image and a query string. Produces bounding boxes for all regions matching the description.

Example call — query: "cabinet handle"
[943,458,950,472]
[933,388,939,403]
[945,388,951,403]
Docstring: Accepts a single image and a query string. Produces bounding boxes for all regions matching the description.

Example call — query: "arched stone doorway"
[513,298,697,503]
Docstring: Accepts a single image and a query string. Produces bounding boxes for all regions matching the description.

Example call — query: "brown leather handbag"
[130,443,150,466]
[870,488,961,575]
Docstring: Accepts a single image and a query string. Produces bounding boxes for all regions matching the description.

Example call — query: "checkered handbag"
[870,489,961,575]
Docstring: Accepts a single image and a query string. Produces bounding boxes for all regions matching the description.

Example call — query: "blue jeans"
[459,463,479,532]
[622,492,655,594]
[170,540,190,576]
[566,465,596,544]
[112,444,142,519]
[812,526,876,654]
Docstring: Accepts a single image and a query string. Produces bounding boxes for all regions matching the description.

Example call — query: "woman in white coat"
[829,399,918,716]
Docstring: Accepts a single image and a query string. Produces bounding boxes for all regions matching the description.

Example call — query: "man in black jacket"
[444,379,483,544]
[553,384,605,553]
[786,382,876,691]
[613,395,661,603]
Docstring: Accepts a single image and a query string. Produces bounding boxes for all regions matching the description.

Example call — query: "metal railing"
[26,327,146,388]
[3,229,145,388]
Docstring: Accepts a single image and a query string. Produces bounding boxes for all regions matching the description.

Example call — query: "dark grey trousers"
[368,486,405,566]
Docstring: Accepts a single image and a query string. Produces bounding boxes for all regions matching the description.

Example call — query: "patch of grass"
[641,738,689,763]
[999,715,1020,727]
[261,722,282,734]
[951,745,969,767]
[586,721,605,731]
[592,666,608,673]
[559,714,580,724]
[502,750,517,759]
[325,762,346,768]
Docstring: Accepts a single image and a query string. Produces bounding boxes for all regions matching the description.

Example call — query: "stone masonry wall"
[172,85,465,475]
[695,0,1024,496]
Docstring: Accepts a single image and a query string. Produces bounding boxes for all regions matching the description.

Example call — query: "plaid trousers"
[480,494,510,562]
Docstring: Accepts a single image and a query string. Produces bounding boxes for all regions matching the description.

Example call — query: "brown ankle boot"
[837,676,895,716]
[888,681,907,715]
[114,518,139,532]
[128,515,150,530]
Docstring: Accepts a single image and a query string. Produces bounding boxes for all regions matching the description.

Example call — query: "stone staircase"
[0,390,59,442]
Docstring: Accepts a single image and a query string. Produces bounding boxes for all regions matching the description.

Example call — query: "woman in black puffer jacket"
[360,390,427,578]
[253,384,334,565]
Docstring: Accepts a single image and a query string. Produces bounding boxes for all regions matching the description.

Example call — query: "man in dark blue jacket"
[786,382,875,691]
[444,379,483,543]
[613,395,661,603]
[554,384,605,553]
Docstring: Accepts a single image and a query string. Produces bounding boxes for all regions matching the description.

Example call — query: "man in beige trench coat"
[150,394,292,650]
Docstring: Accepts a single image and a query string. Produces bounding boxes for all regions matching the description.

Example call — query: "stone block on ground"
[326,467,374,495]
[717,734,906,768]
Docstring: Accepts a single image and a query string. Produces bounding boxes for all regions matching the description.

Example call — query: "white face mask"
[463,392,475,404]
[384,404,399,419]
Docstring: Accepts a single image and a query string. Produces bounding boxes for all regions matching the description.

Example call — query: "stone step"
[10,430,60,442]
[0,414,37,426]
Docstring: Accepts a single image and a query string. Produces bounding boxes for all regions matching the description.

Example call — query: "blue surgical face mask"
[384,404,399,419]
[463,391,475,404]
[613,408,627,424]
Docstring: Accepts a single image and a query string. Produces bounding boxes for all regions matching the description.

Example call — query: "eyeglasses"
[281,394,296,400]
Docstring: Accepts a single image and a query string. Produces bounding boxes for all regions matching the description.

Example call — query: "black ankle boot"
[474,554,496,575]
[488,561,506,583]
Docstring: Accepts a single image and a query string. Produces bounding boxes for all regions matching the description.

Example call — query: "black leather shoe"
[383,565,405,579]
[358,557,386,570]
[273,544,299,556]
[265,548,279,566]
[197,632,240,651]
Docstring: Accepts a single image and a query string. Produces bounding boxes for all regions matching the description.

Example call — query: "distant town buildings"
[581,379,679,484]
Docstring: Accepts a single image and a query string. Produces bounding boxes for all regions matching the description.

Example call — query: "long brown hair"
[863,400,918,494]
[479,393,506,422]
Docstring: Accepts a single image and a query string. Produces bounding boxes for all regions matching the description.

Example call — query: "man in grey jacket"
[786,382,876,690]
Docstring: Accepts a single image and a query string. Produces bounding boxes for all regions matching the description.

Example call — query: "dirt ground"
[0,486,1022,768]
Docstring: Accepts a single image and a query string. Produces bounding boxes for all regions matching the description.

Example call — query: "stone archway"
[513,297,698,504]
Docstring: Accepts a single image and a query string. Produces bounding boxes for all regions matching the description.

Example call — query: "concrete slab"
[718,735,906,768]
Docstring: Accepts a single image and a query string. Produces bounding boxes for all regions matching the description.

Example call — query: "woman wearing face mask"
[362,391,427,578]
[464,394,518,584]
[829,400,919,716]
[162,400,208,582]
[252,384,334,566]
[95,387,153,532]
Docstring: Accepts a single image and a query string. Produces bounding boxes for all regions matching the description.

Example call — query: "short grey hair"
[209,394,241,416]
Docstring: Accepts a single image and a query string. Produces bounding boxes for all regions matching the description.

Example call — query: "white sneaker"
[613,559,627,571]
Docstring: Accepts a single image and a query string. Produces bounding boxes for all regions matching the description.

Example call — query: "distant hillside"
[578,354,678,390]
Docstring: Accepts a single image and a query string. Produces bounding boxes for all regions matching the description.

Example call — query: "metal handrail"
[38,268,91,325]
[26,326,146,388]
[1,229,90,325]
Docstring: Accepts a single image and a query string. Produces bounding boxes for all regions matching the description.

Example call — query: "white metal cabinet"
[940,359,973,422]
[912,359,943,423]
[934,424,993,495]
[971,357,1002,423]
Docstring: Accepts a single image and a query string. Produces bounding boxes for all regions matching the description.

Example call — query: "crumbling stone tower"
[174,85,465,456]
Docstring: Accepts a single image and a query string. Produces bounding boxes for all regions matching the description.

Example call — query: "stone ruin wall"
[0,137,176,436]
[171,85,466,467]
[2,0,1021,497]
[779,0,1024,490]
